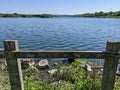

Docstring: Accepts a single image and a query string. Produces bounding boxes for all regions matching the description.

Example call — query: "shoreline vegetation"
[0,10,120,18]
[0,58,120,90]
[73,10,120,18]
[0,13,53,18]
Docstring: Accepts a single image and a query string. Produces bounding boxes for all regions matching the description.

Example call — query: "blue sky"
[0,0,120,14]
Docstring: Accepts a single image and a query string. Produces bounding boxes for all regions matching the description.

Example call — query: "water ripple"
[0,18,120,50]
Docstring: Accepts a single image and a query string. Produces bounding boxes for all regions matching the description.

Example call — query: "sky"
[0,0,120,15]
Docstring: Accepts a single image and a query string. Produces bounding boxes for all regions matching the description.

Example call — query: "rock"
[50,81,59,87]
[83,64,92,72]
[0,48,4,51]
[117,64,120,73]
[0,60,7,70]
[53,62,58,66]
[37,59,49,69]
[21,58,35,69]
[97,69,103,75]
[48,69,57,75]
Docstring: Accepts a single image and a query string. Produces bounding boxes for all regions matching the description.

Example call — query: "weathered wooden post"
[102,41,120,90]
[4,40,24,90]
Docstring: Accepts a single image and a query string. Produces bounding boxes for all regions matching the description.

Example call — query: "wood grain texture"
[14,50,108,59]
[4,40,24,90]
[102,41,120,90]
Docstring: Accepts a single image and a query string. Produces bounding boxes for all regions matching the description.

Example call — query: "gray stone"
[48,69,57,75]
[117,64,120,73]
[0,48,4,51]
[38,59,49,69]
[83,64,92,72]
[21,58,35,69]
[53,62,58,66]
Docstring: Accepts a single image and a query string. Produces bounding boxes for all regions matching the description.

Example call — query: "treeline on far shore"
[74,11,120,18]
[0,13,53,18]
[0,10,120,18]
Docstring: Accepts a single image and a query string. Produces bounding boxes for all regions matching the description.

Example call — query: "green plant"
[1,59,120,90]
[0,70,10,90]
[114,76,120,90]
[24,76,54,90]
[56,60,101,90]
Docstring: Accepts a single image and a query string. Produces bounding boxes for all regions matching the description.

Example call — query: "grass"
[0,59,120,90]
[0,70,10,90]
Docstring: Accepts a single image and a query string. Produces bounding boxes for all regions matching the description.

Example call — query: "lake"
[0,17,120,51]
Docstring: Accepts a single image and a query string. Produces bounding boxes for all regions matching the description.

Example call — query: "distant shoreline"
[0,16,120,19]
[0,10,120,18]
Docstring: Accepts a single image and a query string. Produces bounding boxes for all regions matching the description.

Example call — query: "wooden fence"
[0,40,120,90]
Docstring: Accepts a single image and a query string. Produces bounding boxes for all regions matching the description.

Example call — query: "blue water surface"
[0,17,120,51]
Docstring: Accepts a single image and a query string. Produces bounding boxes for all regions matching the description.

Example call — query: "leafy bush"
[56,60,101,90]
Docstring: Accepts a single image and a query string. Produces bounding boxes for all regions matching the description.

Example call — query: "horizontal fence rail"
[0,40,120,90]
[1,50,120,59]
